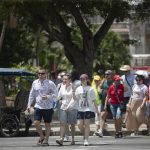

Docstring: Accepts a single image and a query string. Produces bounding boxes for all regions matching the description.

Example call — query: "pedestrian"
[56,73,78,146]
[27,68,57,146]
[91,75,102,136]
[120,65,135,125]
[125,75,148,136]
[96,70,113,137]
[73,74,99,146]
[105,75,124,138]
[146,75,150,135]
[56,71,71,142]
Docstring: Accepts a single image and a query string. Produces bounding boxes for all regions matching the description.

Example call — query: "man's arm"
[27,84,35,112]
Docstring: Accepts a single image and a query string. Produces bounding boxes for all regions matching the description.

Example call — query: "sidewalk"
[27,119,148,136]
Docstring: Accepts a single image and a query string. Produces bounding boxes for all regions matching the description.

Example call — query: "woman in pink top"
[105,75,124,138]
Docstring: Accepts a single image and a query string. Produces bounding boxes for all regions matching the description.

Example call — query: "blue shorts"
[34,108,54,123]
[77,111,95,120]
[59,109,78,124]
[109,104,123,119]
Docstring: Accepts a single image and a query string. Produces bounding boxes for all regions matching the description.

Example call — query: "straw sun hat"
[120,65,132,71]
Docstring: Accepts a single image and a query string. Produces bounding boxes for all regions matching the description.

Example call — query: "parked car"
[0,68,36,137]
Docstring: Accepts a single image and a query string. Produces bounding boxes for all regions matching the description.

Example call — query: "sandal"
[41,141,49,146]
[37,138,44,146]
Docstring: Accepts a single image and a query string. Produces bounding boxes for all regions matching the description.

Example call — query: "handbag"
[25,114,32,127]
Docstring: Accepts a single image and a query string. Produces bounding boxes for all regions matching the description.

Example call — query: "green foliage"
[0,0,147,76]
[94,31,131,72]
[0,26,34,67]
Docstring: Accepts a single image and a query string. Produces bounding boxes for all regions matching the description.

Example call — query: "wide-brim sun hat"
[120,65,132,71]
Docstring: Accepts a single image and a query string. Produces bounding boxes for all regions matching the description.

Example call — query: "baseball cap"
[113,75,121,81]
[105,70,113,75]
[93,75,101,80]
[80,74,88,80]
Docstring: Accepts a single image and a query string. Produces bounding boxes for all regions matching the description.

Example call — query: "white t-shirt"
[58,83,78,110]
[75,85,96,112]
[131,84,148,100]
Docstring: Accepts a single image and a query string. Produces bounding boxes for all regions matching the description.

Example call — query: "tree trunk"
[64,43,94,78]
[0,21,7,52]
[0,80,6,107]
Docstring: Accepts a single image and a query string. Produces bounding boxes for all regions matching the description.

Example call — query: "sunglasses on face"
[38,72,45,75]
[105,74,110,76]
[80,78,86,80]
[136,79,141,82]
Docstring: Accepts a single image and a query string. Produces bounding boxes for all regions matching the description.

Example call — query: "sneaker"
[56,139,63,146]
[115,132,120,138]
[130,131,138,136]
[83,139,89,146]
[95,130,103,137]
[63,135,69,142]
[118,131,123,138]
[37,138,44,146]
[93,131,96,136]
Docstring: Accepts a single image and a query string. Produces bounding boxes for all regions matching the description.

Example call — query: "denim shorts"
[34,108,53,123]
[59,109,78,124]
[109,104,123,119]
[77,111,95,120]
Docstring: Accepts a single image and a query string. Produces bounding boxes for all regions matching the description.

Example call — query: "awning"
[0,68,36,76]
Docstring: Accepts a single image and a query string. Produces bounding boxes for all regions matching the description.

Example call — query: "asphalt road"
[0,135,150,150]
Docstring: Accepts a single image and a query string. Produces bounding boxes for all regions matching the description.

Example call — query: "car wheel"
[0,115,19,137]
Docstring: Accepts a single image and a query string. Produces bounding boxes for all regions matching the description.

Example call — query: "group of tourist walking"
[27,66,150,146]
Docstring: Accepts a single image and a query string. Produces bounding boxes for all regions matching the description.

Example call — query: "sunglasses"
[38,72,45,75]
[136,79,141,82]
[80,78,86,80]
[105,74,110,75]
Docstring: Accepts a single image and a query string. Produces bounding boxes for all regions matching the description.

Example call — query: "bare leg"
[64,124,70,140]
[100,111,107,132]
[70,124,75,141]
[34,120,44,140]
[116,118,122,132]
[44,122,51,143]
[95,113,100,132]
[78,119,84,139]
[60,123,65,140]
[84,119,90,140]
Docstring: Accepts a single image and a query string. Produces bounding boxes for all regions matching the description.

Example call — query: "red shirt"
[107,84,124,104]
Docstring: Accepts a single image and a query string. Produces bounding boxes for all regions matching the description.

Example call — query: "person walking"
[91,75,102,136]
[27,68,57,146]
[73,74,99,146]
[56,73,78,146]
[120,65,134,105]
[105,75,124,138]
[120,65,135,125]
[125,75,148,136]
[96,70,113,137]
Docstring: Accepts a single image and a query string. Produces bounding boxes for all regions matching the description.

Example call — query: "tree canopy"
[0,0,149,77]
